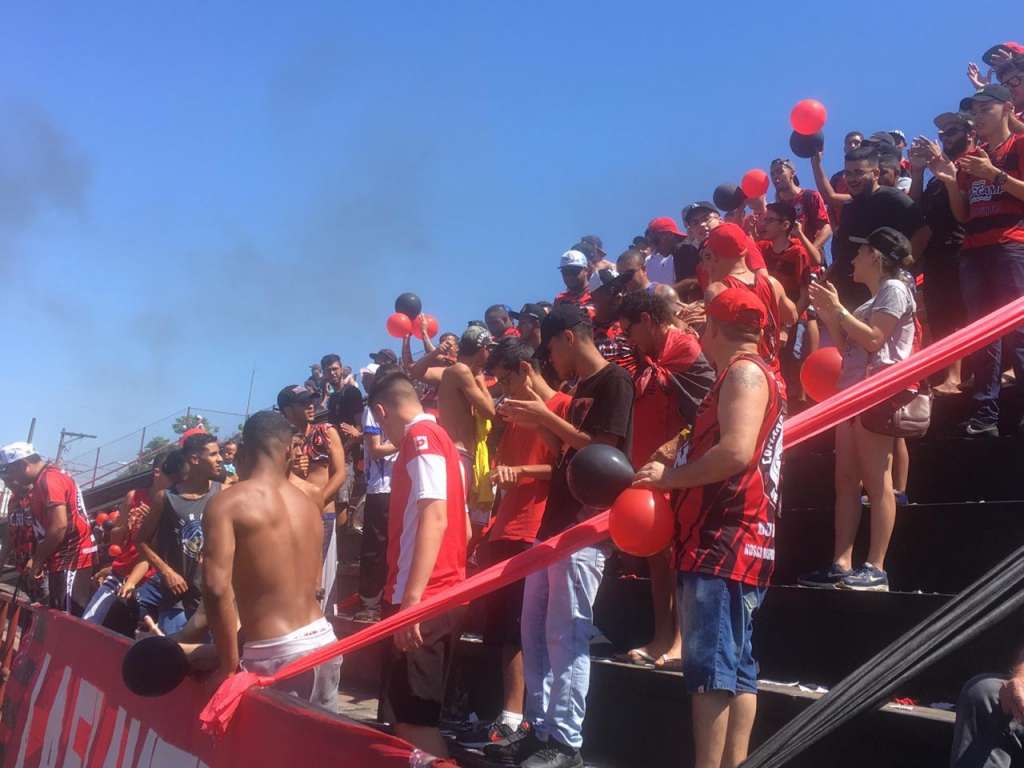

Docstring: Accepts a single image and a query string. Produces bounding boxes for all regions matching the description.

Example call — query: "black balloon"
[394,293,422,320]
[122,636,189,697]
[713,183,746,213]
[567,444,635,508]
[790,130,825,159]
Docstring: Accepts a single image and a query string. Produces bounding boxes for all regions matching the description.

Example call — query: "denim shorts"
[677,571,766,695]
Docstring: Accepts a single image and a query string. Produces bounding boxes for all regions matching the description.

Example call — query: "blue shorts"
[677,572,766,696]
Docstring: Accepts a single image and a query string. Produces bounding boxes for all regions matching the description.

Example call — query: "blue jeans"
[521,543,608,750]
[959,243,1024,425]
[82,574,122,626]
[677,572,766,695]
[133,574,188,635]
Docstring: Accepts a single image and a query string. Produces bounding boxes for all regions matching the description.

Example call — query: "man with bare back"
[202,410,341,708]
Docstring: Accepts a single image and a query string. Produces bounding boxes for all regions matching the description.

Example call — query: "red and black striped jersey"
[674,354,785,587]
[30,466,96,572]
[594,321,640,375]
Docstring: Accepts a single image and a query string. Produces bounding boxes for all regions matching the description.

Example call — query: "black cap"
[933,112,974,130]
[277,385,317,410]
[983,43,1024,67]
[960,84,1014,112]
[369,349,398,365]
[510,303,545,323]
[593,269,636,296]
[849,226,912,264]
[862,131,896,147]
[535,304,592,359]
[682,201,718,224]
[577,234,606,259]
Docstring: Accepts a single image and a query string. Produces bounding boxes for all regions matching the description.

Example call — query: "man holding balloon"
[634,287,785,768]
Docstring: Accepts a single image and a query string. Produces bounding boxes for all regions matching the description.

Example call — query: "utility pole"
[245,367,256,419]
[54,428,97,466]
[26,417,36,443]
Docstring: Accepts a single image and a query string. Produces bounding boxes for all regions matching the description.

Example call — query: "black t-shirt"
[921,177,966,258]
[831,186,925,308]
[538,363,635,539]
[673,242,701,282]
[327,384,364,427]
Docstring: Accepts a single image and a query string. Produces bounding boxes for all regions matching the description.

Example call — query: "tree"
[119,436,174,478]
[172,413,218,436]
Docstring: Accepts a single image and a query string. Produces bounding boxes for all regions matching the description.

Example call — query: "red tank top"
[720,273,784,388]
[674,354,785,587]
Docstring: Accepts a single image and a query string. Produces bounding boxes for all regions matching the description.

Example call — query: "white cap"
[0,442,38,468]
[558,250,588,270]
[360,363,380,380]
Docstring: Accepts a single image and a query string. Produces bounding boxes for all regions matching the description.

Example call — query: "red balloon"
[386,312,413,338]
[610,488,674,557]
[740,169,770,199]
[800,346,843,402]
[790,98,828,136]
[95,512,109,526]
[108,544,123,558]
[108,510,120,522]
[411,313,440,340]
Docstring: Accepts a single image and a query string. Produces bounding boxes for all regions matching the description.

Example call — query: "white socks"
[498,710,523,730]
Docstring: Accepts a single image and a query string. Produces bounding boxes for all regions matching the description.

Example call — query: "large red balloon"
[740,169,770,199]
[108,544,123,558]
[411,313,440,340]
[108,510,120,522]
[800,346,843,402]
[386,312,413,338]
[95,512,109,526]
[610,488,674,557]
[790,99,828,136]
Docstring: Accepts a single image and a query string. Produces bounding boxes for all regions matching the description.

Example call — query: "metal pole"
[245,368,256,419]
[138,426,147,458]
[55,429,67,465]
[91,448,101,487]
[26,418,36,443]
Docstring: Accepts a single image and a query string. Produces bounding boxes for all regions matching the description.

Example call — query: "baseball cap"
[646,217,686,238]
[982,42,1024,67]
[849,226,912,264]
[682,202,718,225]
[0,442,38,471]
[535,304,592,359]
[706,222,749,261]
[706,288,767,333]
[578,235,606,259]
[369,349,398,365]
[277,385,317,410]
[558,250,588,270]
[960,84,1014,112]
[593,269,636,296]
[862,131,896,147]
[996,53,1024,79]
[460,325,495,353]
[933,112,974,131]
[359,363,380,380]
[510,303,545,323]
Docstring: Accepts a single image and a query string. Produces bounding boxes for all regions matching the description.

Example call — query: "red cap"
[706,222,748,261]
[707,287,767,332]
[646,217,685,238]
[178,426,208,447]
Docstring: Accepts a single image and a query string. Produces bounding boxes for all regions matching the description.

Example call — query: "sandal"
[654,655,683,672]
[616,648,657,666]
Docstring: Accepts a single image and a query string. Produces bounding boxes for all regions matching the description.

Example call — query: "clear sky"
[0,4,1004,466]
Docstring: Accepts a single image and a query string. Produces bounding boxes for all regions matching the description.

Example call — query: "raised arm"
[811,151,852,208]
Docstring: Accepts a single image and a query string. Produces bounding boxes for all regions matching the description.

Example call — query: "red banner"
[1,607,416,767]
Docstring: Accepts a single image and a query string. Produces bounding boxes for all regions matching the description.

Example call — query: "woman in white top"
[800,227,918,593]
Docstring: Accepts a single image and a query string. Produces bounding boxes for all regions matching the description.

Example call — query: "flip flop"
[654,655,683,672]
[616,648,657,666]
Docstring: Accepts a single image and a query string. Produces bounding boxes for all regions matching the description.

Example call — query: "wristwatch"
[994,170,1009,186]
[837,307,851,321]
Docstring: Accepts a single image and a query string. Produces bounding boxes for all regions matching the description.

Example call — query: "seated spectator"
[770,158,832,258]
[554,249,594,316]
[801,227,918,592]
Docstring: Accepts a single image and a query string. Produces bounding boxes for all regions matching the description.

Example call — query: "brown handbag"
[859,383,932,438]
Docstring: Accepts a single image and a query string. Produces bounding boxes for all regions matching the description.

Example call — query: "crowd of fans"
[2,40,1024,768]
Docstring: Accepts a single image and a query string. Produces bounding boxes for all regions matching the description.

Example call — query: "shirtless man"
[202,410,341,707]
[438,326,497,527]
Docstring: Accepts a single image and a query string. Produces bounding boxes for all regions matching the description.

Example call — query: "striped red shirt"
[30,466,96,572]
[675,354,785,587]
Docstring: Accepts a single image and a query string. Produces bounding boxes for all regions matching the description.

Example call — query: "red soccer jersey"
[675,354,785,587]
[757,237,812,304]
[720,273,785,392]
[595,321,640,375]
[489,393,572,542]
[787,189,831,244]
[30,466,96,572]
[957,135,1024,249]
[111,488,156,579]
[554,288,595,320]
[8,488,36,570]
[384,414,467,605]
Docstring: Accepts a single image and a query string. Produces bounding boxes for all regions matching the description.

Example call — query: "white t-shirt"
[645,253,676,286]
[362,407,397,494]
[838,277,916,390]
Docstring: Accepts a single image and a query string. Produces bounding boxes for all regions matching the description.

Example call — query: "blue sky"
[0,4,1003,466]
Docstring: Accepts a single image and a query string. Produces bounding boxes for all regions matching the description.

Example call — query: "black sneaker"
[520,741,584,768]
[482,721,541,764]
[797,563,851,589]
[959,418,998,437]
[456,719,515,748]
[839,563,889,592]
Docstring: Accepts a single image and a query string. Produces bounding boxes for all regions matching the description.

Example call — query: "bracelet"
[994,171,1009,186]
[837,307,850,321]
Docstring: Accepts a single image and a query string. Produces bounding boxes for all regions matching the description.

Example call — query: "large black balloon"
[790,130,825,159]
[394,293,422,320]
[713,183,746,213]
[122,636,189,697]
[567,444,635,508]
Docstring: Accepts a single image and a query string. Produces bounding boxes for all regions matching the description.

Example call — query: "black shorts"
[379,604,465,727]
[48,568,95,617]
[477,538,531,648]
